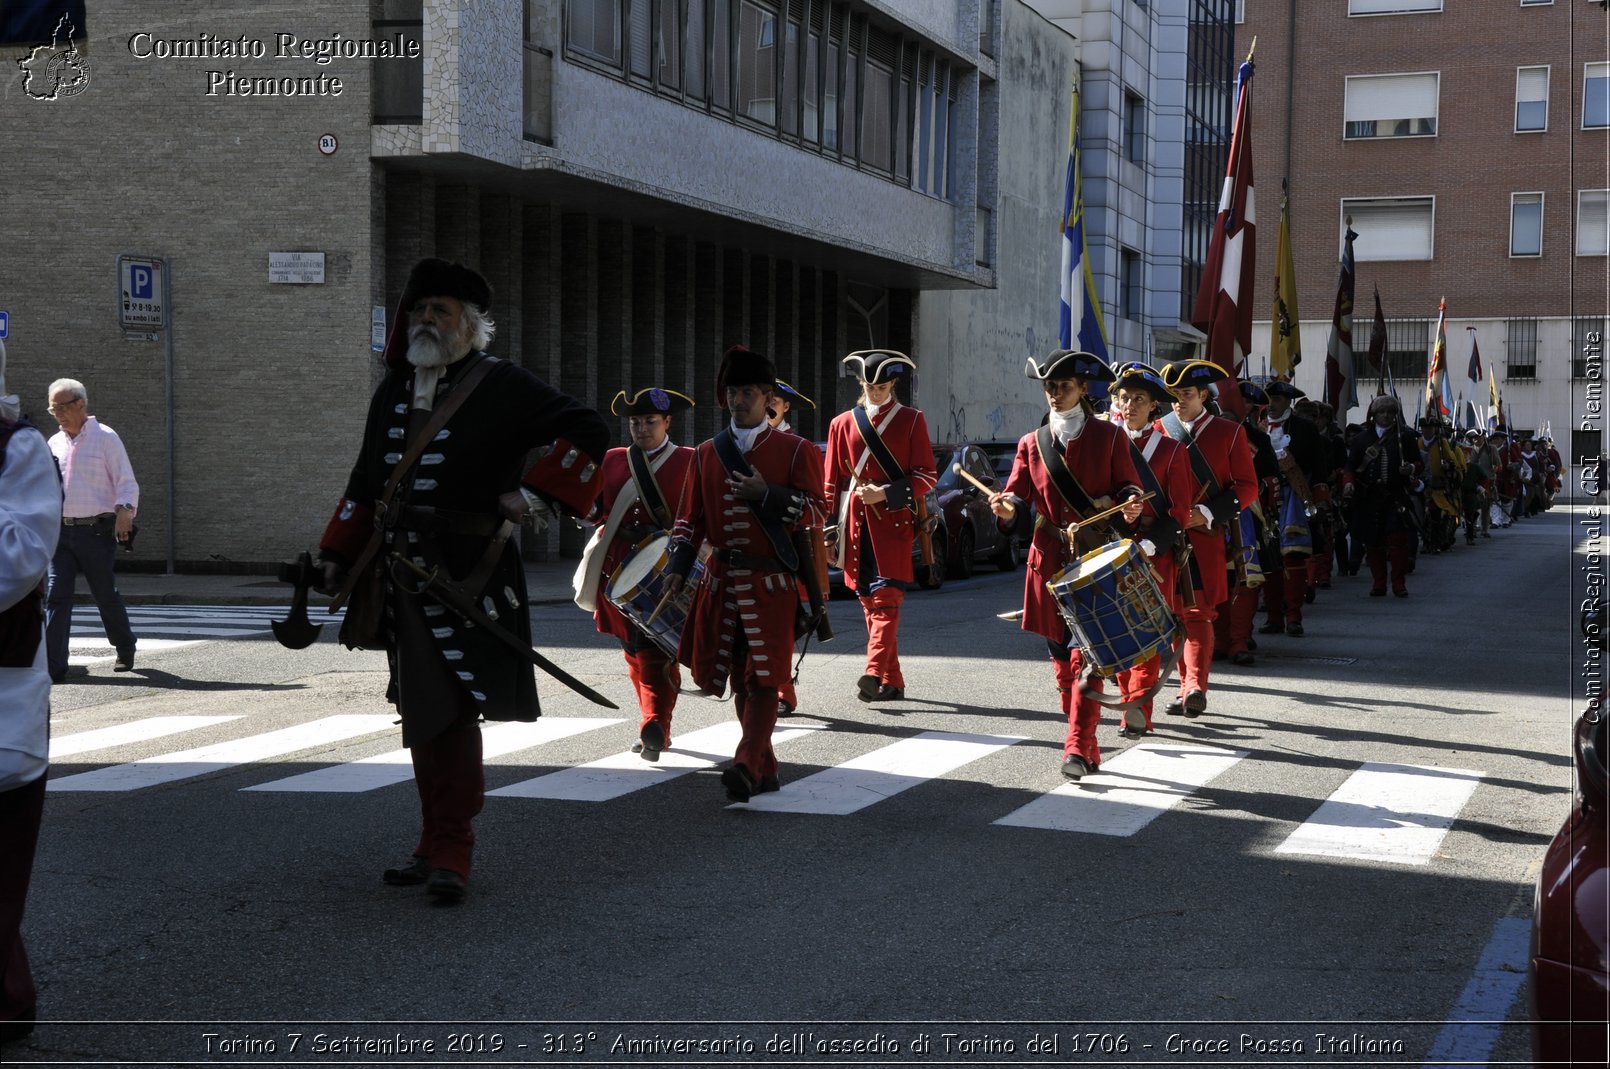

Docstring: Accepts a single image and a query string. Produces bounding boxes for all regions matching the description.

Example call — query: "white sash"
[831,403,902,569]
[572,446,676,611]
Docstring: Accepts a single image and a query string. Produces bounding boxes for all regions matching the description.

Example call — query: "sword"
[389,553,620,710]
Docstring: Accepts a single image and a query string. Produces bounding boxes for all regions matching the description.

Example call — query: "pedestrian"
[823,350,936,703]
[0,339,61,1041]
[1157,360,1259,717]
[317,258,609,904]
[581,386,696,761]
[661,345,827,802]
[42,377,139,681]
[1342,394,1423,598]
[1108,362,1195,736]
[989,350,1143,780]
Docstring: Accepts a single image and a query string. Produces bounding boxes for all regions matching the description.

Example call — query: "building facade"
[1237,0,1609,461]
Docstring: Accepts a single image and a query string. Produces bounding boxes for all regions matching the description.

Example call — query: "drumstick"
[952,463,1014,514]
[850,474,884,518]
[644,584,680,627]
[1066,491,1156,533]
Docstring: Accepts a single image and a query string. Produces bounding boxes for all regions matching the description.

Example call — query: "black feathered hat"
[1025,349,1115,382]
[610,387,695,417]
[382,257,494,368]
[716,345,776,409]
[843,350,916,385]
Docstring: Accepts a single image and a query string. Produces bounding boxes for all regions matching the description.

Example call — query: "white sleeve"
[0,431,62,612]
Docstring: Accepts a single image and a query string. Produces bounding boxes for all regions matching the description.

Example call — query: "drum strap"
[628,443,677,531]
[713,427,799,571]
[573,446,676,611]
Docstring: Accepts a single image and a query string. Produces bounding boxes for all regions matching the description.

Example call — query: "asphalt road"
[12,507,1585,1068]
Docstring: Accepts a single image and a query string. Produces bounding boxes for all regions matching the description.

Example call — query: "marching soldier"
[1258,381,1327,637]
[1342,394,1424,598]
[1212,382,1276,667]
[989,350,1143,780]
[661,346,827,802]
[1158,360,1259,715]
[579,387,696,761]
[767,380,815,435]
[824,351,937,703]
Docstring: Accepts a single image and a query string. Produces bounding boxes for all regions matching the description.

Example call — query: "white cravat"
[730,420,765,453]
[1048,405,1087,447]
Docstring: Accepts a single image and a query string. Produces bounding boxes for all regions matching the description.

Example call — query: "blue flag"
[1060,73,1109,394]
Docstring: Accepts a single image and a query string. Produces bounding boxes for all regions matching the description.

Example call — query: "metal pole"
[163,256,175,575]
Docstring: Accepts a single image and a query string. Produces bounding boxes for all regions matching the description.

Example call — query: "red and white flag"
[1191,56,1256,421]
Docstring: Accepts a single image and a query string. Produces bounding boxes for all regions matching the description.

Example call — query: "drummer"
[989,350,1143,780]
[581,386,696,761]
[1108,363,1195,737]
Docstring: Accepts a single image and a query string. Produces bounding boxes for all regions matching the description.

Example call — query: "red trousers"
[1115,652,1160,729]
[732,689,781,780]
[625,645,680,744]
[409,715,484,879]
[1211,588,1256,656]
[1367,533,1411,594]
[1052,650,1104,765]
[0,774,44,1026]
[1179,606,1218,697]
[1262,557,1310,628]
[861,587,905,689]
[1309,525,1334,585]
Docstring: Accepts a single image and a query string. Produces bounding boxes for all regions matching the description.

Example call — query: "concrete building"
[1,0,1001,568]
[1236,0,1609,463]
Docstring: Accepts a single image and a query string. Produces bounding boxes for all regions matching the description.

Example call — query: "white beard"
[406,326,470,370]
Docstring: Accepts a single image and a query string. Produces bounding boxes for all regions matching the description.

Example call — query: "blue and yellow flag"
[1060,71,1109,377]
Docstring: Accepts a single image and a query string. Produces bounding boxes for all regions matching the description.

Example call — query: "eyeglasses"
[48,398,83,413]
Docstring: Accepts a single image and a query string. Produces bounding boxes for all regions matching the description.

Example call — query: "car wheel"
[993,527,1020,571]
[918,533,947,590]
[950,527,975,579]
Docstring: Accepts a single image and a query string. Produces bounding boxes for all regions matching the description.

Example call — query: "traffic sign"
[118,256,165,330]
[0,311,8,339]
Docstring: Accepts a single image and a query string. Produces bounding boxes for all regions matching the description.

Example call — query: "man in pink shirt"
[43,378,140,682]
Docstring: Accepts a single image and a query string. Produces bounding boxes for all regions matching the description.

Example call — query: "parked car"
[1530,603,1610,1066]
[821,441,1018,593]
[972,438,1034,552]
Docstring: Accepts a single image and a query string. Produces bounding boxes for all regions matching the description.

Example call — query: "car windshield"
[935,450,966,490]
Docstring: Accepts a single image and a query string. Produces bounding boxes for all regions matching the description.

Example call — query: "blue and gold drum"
[1046,539,1176,677]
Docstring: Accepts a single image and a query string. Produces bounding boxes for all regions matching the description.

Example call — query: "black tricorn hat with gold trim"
[610,387,694,417]
[1160,359,1229,391]
[1110,361,1177,403]
[774,379,816,410]
[1025,349,1115,382]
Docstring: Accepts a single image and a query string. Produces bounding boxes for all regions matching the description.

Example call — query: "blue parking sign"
[0,311,8,339]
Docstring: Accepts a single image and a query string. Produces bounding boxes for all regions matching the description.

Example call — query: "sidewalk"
[92,561,580,608]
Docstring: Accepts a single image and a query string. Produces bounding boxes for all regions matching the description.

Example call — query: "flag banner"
[1427,297,1453,417]
[1269,183,1302,375]
[1488,368,1504,431]
[1323,224,1358,412]
[1192,56,1256,420]
[1366,285,1387,372]
[1060,71,1109,397]
[1466,327,1483,385]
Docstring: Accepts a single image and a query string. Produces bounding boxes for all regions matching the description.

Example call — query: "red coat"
[1126,423,1197,613]
[1161,412,1259,610]
[823,403,937,587]
[672,427,827,698]
[1001,416,1142,644]
[589,443,695,643]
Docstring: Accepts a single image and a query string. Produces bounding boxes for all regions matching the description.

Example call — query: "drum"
[605,533,705,660]
[1045,539,1177,677]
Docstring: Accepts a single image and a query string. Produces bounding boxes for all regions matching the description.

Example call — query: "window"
[1344,197,1435,261]
[568,0,622,63]
[373,0,423,124]
[1348,0,1441,13]
[1579,190,1609,256]
[1519,0,1552,6]
[1123,91,1146,163]
[1574,317,1605,381]
[1587,62,1610,128]
[1235,0,1245,22]
[658,0,682,88]
[627,0,651,79]
[736,0,777,124]
[1510,192,1543,257]
[1120,248,1144,320]
[1506,317,1538,381]
[1515,66,1548,131]
[1343,72,1438,138]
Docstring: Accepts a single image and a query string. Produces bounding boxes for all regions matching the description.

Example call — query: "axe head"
[272,552,324,650]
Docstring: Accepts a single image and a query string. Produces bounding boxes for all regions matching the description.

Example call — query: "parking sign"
[118,255,165,329]
[0,311,8,339]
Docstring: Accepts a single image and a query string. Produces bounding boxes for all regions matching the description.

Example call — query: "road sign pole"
[163,256,175,575]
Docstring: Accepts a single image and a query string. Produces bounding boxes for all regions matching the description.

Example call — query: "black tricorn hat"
[401,258,492,313]
[610,387,695,417]
[1160,359,1229,391]
[1025,349,1115,382]
[1238,380,1269,406]
[1266,380,1305,400]
[1110,361,1177,403]
[774,379,816,410]
[843,350,916,385]
[716,345,777,408]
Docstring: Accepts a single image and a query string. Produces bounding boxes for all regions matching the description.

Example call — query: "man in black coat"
[1343,394,1423,598]
[1258,382,1328,636]
[319,258,609,904]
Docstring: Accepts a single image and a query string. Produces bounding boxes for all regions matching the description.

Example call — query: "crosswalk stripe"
[76,626,266,638]
[47,715,396,793]
[488,721,825,802]
[740,730,1025,815]
[1273,761,1483,865]
[242,718,622,793]
[992,741,1249,835]
[50,716,243,758]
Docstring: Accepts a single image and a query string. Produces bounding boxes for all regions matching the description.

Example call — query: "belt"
[63,513,114,526]
[711,547,791,573]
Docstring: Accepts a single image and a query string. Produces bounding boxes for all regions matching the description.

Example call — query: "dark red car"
[1531,606,1610,1065]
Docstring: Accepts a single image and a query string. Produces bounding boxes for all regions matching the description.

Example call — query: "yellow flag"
[1488,368,1501,427]
[1270,188,1302,374]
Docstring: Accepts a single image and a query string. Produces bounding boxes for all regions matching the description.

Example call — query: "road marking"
[1274,762,1484,865]
[243,718,621,793]
[47,715,395,792]
[50,716,243,758]
[740,730,1025,814]
[1420,915,1533,1067]
[489,721,824,802]
[993,741,1248,835]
